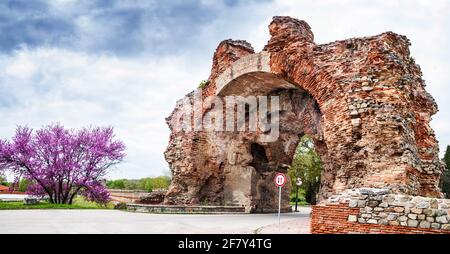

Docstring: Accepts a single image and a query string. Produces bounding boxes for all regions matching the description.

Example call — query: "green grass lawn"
[0,196,114,210]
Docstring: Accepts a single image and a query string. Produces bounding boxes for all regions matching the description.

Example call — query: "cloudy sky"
[0,0,449,180]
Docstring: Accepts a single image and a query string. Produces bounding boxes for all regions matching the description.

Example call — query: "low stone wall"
[126,204,245,214]
[108,189,150,203]
[311,188,450,234]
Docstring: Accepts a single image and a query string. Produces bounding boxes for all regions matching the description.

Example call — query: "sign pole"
[294,177,302,213]
[274,172,286,226]
[278,186,281,225]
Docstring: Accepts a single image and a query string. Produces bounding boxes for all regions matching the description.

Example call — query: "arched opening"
[217,71,327,213]
[250,143,269,173]
[288,135,324,206]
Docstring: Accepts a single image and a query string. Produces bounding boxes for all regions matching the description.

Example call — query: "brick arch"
[212,55,337,201]
[213,51,344,114]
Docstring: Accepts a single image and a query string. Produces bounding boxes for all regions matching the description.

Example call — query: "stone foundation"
[126,204,245,214]
[311,188,450,234]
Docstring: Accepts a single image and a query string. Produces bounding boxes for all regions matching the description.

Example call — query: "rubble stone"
[419,221,431,228]
[407,219,419,227]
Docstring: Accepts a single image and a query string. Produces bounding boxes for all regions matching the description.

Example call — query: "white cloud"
[0,47,210,179]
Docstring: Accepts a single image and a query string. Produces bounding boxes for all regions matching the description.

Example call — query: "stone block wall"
[311,188,450,234]
[126,204,245,214]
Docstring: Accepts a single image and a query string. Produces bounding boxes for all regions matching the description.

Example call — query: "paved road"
[0,207,311,234]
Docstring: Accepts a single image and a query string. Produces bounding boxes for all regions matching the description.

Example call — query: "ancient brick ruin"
[163,16,446,219]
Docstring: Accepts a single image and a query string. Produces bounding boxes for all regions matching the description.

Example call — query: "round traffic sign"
[274,172,287,187]
[296,177,303,186]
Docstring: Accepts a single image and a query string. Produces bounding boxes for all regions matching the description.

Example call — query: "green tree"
[440,145,450,197]
[105,176,171,192]
[288,135,323,205]
[143,178,153,192]
[123,179,139,190]
[136,178,153,192]
[106,179,126,189]
[0,174,8,186]
[151,176,171,190]
[18,178,32,192]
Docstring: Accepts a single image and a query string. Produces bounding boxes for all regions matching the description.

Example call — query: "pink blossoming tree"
[0,124,126,204]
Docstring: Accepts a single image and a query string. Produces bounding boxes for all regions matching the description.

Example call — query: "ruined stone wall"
[164,16,444,212]
[264,16,444,199]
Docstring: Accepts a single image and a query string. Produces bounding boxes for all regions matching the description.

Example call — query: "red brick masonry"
[311,203,448,234]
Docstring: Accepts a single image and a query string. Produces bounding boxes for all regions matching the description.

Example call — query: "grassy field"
[0,196,114,210]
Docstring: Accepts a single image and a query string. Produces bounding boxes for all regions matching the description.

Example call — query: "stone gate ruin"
[163,16,449,233]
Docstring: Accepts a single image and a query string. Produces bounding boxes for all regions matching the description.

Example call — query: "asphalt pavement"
[0,207,311,234]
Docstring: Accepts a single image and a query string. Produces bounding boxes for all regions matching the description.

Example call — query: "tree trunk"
[47,192,54,204]
[68,187,83,205]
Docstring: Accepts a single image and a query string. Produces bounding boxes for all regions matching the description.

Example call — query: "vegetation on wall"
[198,80,209,89]
[288,135,323,205]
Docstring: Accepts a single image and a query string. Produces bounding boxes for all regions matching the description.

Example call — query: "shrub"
[198,80,209,89]
[113,202,127,210]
